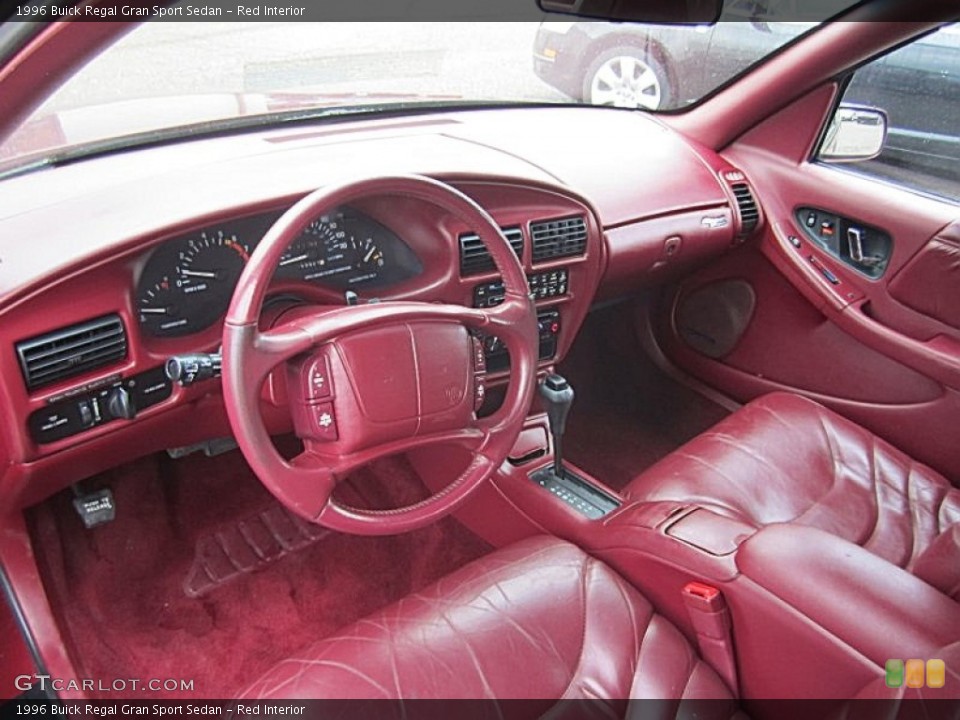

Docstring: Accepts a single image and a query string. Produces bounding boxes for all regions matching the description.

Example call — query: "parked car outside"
[533,21,960,182]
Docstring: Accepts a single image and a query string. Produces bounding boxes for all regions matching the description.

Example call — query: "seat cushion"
[624,392,960,597]
[241,536,737,705]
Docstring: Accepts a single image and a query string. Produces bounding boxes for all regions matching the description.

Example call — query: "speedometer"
[277,209,421,290]
[277,213,354,283]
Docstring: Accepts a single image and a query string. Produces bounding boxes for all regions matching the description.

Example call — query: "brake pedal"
[71,487,116,529]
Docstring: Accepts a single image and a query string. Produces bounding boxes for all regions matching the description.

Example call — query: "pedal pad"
[72,488,116,529]
[167,436,238,459]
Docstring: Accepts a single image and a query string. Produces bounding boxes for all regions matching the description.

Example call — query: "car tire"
[582,46,671,110]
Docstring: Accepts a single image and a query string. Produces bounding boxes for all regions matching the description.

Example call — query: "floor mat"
[183,503,329,598]
[558,301,730,491]
[28,448,492,699]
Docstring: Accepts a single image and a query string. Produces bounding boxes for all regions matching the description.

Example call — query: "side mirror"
[820,105,888,162]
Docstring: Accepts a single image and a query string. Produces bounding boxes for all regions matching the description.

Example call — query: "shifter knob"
[539,374,574,436]
[539,374,574,477]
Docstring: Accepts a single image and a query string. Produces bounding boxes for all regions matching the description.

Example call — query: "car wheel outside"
[582,46,671,110]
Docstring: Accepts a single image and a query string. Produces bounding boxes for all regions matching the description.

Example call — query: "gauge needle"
[280,254,309,266]
[181,269,217,279]
[363,247,376,263]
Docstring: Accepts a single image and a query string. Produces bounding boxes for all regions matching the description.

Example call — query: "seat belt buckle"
[682,581,729,639]
[682,582,738,695]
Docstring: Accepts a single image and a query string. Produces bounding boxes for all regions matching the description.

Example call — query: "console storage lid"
[737,524,960,663]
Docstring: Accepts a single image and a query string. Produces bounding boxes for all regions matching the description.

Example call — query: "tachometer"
[136,224,254,338]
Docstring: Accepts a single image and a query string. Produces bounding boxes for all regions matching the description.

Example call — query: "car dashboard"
[0,106,756,508]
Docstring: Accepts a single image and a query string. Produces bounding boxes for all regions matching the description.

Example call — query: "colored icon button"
[905,659,925,689]
[885,659,904,688]
[927,659,945,689]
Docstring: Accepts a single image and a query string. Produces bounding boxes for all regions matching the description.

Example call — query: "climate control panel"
[473,268,569,308]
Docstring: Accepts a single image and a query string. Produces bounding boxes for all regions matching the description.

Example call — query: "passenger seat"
[623,392,960,600]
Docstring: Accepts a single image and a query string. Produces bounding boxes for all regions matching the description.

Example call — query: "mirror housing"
[537,0,722,24]
[821,105,888,162]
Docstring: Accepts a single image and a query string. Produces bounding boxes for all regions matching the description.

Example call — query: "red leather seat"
[242,536,739,704]
[624,392,960,599]
[243,534,960,706]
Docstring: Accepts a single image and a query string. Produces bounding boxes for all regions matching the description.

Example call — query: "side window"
[818,24,960,202]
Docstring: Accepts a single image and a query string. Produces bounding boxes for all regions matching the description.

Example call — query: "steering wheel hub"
[288,320,477,452]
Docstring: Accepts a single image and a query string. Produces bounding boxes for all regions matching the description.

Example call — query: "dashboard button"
[78,401,94,428]
[314,402,338,441]
[304,356,332,400]
[106,386,136,420]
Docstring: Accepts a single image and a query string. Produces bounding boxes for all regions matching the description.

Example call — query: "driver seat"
[241,536,742,709]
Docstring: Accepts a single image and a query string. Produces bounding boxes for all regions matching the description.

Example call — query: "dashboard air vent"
[459,227,523,276]
[731,183,760,236]
[531,215,587,263]
[16,314,127,392]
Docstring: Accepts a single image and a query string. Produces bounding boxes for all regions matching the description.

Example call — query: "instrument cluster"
[135,207,422,338]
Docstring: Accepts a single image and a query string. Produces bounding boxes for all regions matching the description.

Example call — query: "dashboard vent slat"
[459,227,523,276]
[16,315,127,391]
[731,183,760,236]
[530,215,587,262]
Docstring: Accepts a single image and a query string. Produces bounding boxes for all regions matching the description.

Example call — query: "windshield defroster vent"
[16,315,128,392]
[531,216,587,262]
[731,183,760,237]
[459,227,523,276]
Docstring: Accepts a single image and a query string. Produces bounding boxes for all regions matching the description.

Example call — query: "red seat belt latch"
[681,582,739,696]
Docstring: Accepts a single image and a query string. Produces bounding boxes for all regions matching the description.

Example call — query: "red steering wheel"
[222,175,538,535]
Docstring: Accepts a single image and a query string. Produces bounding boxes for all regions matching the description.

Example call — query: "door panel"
[665,250,943,404]
[657,92,960,479]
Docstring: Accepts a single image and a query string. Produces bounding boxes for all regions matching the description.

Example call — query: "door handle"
[847,227,885,268]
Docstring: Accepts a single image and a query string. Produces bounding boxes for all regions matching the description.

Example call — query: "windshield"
[0,19,824,172]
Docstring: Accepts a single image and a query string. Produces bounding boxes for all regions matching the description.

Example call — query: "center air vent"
[531,216,587,262]
[16,314,127,392]
[731,183,760,236]
[459,227,523,276]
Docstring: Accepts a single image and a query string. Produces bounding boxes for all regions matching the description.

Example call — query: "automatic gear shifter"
[539,373,574,478]
[531,373,619,519]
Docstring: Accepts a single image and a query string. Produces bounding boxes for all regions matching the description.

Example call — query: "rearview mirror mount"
[537,0,723,24]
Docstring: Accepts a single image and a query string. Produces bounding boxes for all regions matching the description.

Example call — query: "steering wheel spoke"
[241,325,315,383]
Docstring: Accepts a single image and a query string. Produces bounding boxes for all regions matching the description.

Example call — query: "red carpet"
[559,301,730,491]
[28,447,492,699]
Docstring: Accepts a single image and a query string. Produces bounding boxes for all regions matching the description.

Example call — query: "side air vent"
[459,227,523,276]
[731,183,760,236]
[16,314,127,392]
[531,215,588,263]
